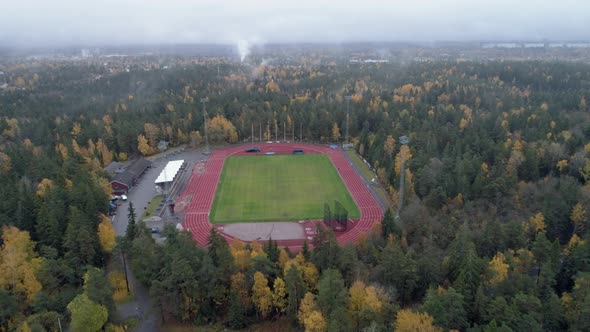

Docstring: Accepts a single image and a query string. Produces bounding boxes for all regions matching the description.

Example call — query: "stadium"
[177,143,383,250]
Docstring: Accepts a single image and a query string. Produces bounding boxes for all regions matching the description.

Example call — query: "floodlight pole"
[251,123,254,144]
[397,135,410,219]
[200,97,210,154]
[345,95,352,144]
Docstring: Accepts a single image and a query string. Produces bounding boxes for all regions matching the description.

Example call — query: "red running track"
[179,143,383,251]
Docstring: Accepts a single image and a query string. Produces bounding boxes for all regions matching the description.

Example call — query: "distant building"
[110,158,151,194]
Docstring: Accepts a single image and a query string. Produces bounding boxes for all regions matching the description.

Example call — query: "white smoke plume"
[237,40,250,63]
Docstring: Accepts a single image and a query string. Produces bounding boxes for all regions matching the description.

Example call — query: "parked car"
[151,227,160,234]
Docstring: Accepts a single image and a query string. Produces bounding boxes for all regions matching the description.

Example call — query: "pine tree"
[302,240,311,261]
[126,202,137,242]
[227,287,246,329]
[266,238,279,263]
[286,264,306,320]
[381,208,399,239]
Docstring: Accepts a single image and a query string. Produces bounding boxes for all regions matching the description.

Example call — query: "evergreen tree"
[285,264,306,321]
[302,240,311,261]
[126,202,137,242]
[422,287,467,330]
[266,237,280,263]
[317,269,347,320]
[227,287,247,329]
[84,267,115,318]
[381,208,399,239]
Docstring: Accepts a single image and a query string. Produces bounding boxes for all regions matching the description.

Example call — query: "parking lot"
[111,147,209,237]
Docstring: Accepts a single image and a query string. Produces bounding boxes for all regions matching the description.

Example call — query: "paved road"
[111,146,209,332]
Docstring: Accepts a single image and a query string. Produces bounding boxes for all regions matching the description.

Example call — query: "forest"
[0,56,589,331]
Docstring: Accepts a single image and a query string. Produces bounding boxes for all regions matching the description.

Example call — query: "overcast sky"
[1,0,589,47]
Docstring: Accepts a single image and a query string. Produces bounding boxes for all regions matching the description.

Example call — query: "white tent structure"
[155,160,184,185]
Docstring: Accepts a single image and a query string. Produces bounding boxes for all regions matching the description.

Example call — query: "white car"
[120,195,128,201]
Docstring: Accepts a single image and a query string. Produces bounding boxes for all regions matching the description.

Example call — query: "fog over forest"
[1,0,589,47]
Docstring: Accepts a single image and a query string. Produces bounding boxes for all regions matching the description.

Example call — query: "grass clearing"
[142,195,163,220]
[210,154,360,223]
[345,149,394,210]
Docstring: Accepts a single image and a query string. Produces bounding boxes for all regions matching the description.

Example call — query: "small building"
[110,158,151,194]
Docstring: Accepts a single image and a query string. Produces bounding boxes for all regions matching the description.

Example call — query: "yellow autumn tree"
[143,123,160,148]
[304,311,327,332]
[2,118,19,138]
[557,159,569,173]
[528,212,546,234]
[102,146,113,166]
[272,277,288,314]
[36,178,54,198]
[72,139,82,155]
[364,286,382,313]
[332,122,341,142]
[265,80,280,93]
[208,114,238,144]
[298,292,318,326]
[56,143,68,160]
[278,248,290,270]
[488,252,509,285]
[564,234,584,254]
[87,139,96,155]
[384,135,396,158]
[301,262,319,292]
[348,280,383,330]
[230,239,251,271]
[348,281,367,329]
[395,309,442,332]
[0,152,12,175]
[71,122,82,139]
[252,272,272,318]
[98,214,116,253]
[0,226,43,303]
[459,118,469,131]
[108,271,129,301]
[137,134,150,156]
[571,203,587,235]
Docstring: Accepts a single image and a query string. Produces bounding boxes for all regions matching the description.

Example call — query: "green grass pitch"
[210,154,361,223]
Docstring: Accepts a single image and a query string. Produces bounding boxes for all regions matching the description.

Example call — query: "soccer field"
[210,154,361,223]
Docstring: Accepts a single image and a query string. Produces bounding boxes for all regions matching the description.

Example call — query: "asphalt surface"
[111,146,209,332]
